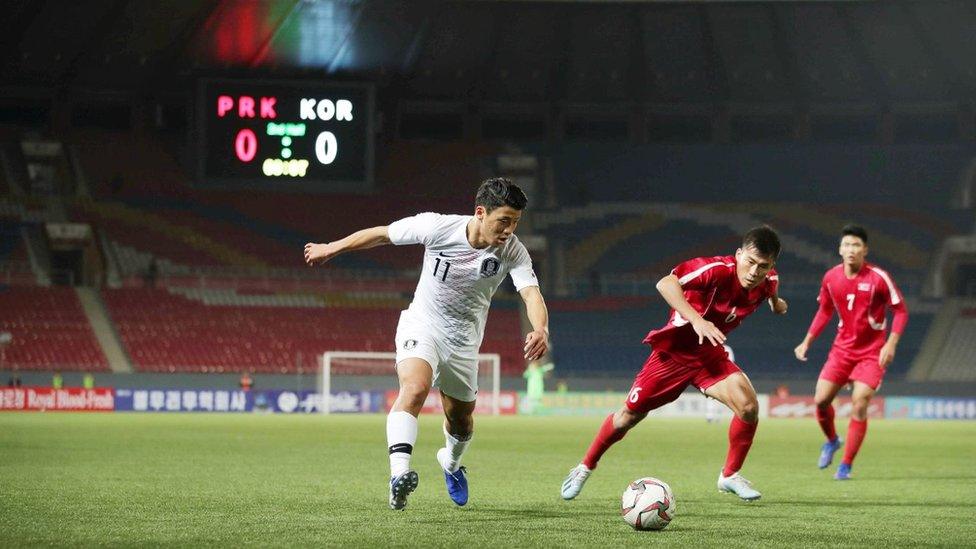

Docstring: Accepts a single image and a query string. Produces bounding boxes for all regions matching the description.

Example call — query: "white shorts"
[394,312,479,402]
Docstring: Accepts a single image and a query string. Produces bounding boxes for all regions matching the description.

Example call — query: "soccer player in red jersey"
[561,226,788,502]
[794,224,908,480]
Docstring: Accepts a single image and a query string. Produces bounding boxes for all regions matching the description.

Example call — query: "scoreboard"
[196,79,374,190]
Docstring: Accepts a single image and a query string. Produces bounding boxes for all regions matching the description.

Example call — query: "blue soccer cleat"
[443,467,469,506]
[437,447,468,506]
[818,437,843,469]
[834,462,852,480]
[389,470,419,510]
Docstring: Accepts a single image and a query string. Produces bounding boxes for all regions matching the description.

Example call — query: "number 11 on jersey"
[433,257,451,282]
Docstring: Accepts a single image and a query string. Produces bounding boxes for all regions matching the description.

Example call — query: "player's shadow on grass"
[782,498,969,508]
[676,505,777,520]
[450,502,612,521]
[865,474,976,482]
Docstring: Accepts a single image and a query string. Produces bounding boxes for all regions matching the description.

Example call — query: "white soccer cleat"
[561,463,592,500]
[717,470,761,501]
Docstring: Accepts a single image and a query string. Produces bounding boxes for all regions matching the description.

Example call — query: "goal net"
[319,351,502,415]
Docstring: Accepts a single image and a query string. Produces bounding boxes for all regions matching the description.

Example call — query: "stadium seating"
[0,221,26,263]
[0,287,109,371]
[928,307,976,382]
[102,288,526,375]
[70,132,492,275]
[72,130,190,201]
[546,303,660,376]
[533,141,971,299]
[539,143,972,211]
[542,200,960,285]
[548,294,933,380]
[1,133,955,382]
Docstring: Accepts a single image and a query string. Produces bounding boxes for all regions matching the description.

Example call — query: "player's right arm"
[794,275,835,361]
[305,212,442,266]
[655,274,726,347]
[304,226,391,266]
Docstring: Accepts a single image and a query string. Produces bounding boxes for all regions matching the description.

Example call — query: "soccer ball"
[621,477,675,531]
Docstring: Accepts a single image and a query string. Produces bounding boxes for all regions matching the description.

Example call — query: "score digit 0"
[235,129,257,162]
[315,131,337,165]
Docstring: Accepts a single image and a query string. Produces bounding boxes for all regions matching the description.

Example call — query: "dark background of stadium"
[1,0,974,396]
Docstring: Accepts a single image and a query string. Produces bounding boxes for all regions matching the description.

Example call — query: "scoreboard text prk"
[200,81,371,186]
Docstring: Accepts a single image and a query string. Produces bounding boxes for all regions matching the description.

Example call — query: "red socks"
[816,404,837,441]
[722,416,758,477]
[842,418,867,465]
[581,413,762,476]
[582,414,627,469]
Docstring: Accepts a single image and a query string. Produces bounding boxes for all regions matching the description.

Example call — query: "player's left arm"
[767,292,788,315]
[879,289,909,369]
[519,285,550,361]
[766,273,788,314]
[879,331,901,369]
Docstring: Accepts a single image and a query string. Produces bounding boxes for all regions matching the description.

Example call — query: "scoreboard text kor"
[199,80,372,187]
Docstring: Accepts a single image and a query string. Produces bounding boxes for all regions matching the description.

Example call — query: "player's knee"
[447,414,474,437]
[737,401,759,423]
[814,396,832,410]
[398,381,430,404]
[614,408,645,430]
[851,399,870,419]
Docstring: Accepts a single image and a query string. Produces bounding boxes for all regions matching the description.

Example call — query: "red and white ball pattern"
[621,477,675,531]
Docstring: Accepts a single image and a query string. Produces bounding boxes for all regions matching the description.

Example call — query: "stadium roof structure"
[0,0,973,107]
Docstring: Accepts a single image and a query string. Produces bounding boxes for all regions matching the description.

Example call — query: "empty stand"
[71,133,493,274]
[540,143,973,211]
[547,295,932,380]
[102,288,526,375]
[928,308,976,382]
[0,287,109,371]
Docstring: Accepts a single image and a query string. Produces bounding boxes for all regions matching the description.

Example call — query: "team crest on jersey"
[404,339,417,350]
[480,257,500,277]
[725,307,738,323]
[858,283,872,292]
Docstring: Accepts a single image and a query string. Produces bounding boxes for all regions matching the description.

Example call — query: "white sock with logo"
[387,411,418,477]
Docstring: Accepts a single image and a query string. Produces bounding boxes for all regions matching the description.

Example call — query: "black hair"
[475,177,527,212]
[742,225,781,260]
[841,224,868,244]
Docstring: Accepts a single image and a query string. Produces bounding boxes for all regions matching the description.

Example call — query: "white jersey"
[388,212,538,348]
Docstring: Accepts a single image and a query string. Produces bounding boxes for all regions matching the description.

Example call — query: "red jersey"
[807,262,908,361]
[643,255,779,367]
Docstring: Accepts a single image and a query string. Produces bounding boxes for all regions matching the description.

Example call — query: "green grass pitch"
[1,413,974,547]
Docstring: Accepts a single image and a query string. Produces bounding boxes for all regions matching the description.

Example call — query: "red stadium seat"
[0,287,109,372]
[102,288,527,375]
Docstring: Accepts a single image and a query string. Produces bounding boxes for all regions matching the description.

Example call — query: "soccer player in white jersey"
[304,178,550,510]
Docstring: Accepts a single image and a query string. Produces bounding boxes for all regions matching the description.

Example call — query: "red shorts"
[818,350,885,390]
[625,350,743,414]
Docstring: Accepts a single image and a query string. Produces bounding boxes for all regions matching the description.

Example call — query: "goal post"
[319,351,502,416]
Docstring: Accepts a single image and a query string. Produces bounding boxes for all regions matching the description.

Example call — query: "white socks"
[441,422,472,473]
[387,411,473,476]
[387,411,418,477]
